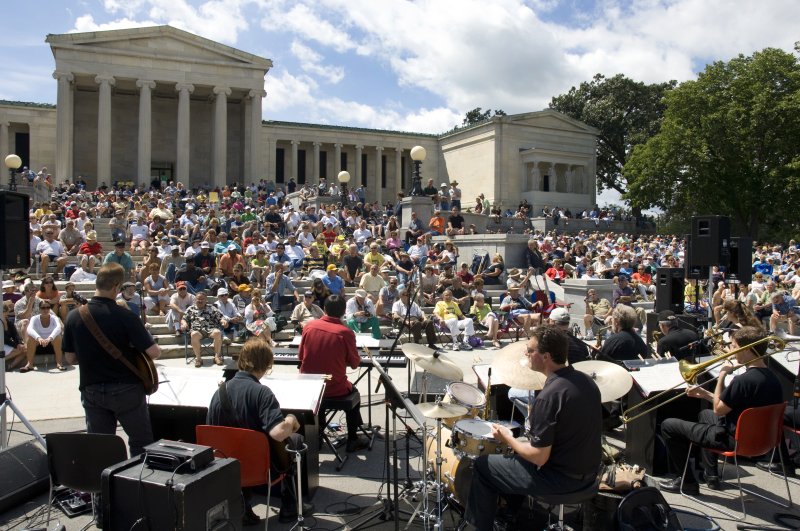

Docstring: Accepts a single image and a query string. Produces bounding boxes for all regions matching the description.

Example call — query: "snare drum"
[442,382,486,428]
[424,427,473,506]
[452,419,513,459]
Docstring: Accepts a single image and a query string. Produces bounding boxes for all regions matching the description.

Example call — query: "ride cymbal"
[491,341,546,391]
[572,360,633,402]
[401,343,436,361]
[415,354,463,381]
[417,401,469,419]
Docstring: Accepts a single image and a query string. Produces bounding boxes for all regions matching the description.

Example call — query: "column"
[395,148,403,195]
[291,140,299,182]
[136,79,156,184]
[313,142,321,181]
[212,86,231,188]
[175,83,194,185]
[549,162,556,192]
[355,145,363,187]
[375,146,384,205]
[334,143,342,173]
[248,89,266,181]
[264,138,273,183]
[95,74,115,184]
[0,121,8,159]
[53,71,74,180]
[531,162,541,191]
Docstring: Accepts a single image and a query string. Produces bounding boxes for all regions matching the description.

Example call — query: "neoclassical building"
[0,25,598,212]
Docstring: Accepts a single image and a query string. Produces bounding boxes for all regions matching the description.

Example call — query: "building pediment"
[505,109,599,135]
[47,25,272,71]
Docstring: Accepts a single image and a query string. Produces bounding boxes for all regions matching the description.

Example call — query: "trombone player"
[659,326,782,494]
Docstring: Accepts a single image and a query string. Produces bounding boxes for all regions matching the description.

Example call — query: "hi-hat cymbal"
[401,343,436,361]
[491,341,547,391]
[417,401,469,419]
[572,360,633,402]
[415,354,463,381]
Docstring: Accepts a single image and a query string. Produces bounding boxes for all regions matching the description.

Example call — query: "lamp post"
[4,154,21,191]
[337,170,351,207]
[409,145,426,196]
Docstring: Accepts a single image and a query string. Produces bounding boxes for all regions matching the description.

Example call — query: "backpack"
[616,487,682,531]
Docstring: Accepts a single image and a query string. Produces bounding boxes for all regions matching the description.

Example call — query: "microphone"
[135,282,143,290]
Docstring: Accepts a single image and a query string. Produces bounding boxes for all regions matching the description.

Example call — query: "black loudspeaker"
[728,236,753,286]
[0,191,31,269]
[0,440,49,513]
[690,215,731,267]
[683,234,703,280]
[102,456,242,530]
[655,267,685,314]
[149,404,208,444]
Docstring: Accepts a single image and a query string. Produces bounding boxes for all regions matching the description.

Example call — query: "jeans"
[81,382,154,456]
[267,293,296,312]
[165,263,176,285]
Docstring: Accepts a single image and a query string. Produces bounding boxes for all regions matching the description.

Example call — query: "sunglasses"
[40,306,52,310]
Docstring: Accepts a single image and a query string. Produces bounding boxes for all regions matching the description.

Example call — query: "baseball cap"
[200,242,210,248]
[114,241,125,247]
[217,288,229,296]
[355,289,368,298]
[326,264,338,271]
[658,310,675,323]
[238,284,252,292]
[121,281,135,289]
[549,307,570,324]
[227,244,237,251]
[176,281,187,289]
[184,248,195,258]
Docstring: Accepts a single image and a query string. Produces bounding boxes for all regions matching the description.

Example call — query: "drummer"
[508,308,591,423]
[465,325,602,530]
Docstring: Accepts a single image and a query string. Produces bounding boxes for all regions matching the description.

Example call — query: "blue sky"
[2,0,798,204]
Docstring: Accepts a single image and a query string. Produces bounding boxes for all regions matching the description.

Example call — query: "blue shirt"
[322,274,344,295]
[773,295,798,315]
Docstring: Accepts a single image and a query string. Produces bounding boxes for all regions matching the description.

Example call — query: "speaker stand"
[0,268,45,450]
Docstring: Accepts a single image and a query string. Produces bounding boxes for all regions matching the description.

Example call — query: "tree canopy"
[461,107,506,126]
[624,48,800,240]
[549,74,676,195]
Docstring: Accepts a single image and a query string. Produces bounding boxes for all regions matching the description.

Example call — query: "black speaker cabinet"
[655,267,685,314]
[0,191,30,269]
[683,234,703,280]
[728,236,753,286]
[102,455,242,531]
[149,404,208,444]
[690,216,731,267]
[0,440,49,513]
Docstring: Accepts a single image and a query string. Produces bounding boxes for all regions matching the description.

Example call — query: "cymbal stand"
[404,412,449,530]
[287,443,310,531]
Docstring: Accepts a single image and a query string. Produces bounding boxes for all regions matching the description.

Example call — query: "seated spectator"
[359,263,386,303]
[244,288,276,341]
[36,228,67,280]
[434,289,475,351]
[175,253,210,294]
[394,252,415,286]
[446,206,465,236]
[129,218,151,255]
[14,282,40,343]
[291,290,324,329]
[322,264,344,295]
[304,245,326,274]
[345,289,382,339]
[250,248,270,288]
[23,301,64,372]
[219,245,245,278]
[265,263,300,312]
[226,263,251,295]
[499,286,541,337]
[57,282,81,322]
[545,258,567,285]
[215,288,243,340]
[3,300,26,370]
[482,254,505,285]
[181,291,227,367]
[429,210,445,236]
[456,262,475,289]
[770,291,799,335]
[470,293,500,349]
[103,240,135,281]
[166,281,195,335]
[77,231,103,274]
[392,287,436,348]
[405,212,425,245]
[376,277,400,318]
[58,219,84,257]
[284,235,305,274]
[363,243,386,270]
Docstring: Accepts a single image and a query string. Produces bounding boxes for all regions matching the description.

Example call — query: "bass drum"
[424,427,473,507]
[442,382,486,428]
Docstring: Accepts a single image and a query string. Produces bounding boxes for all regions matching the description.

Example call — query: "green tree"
[625,48,800,240]
[462,107,506,126]
[550,74,676,195]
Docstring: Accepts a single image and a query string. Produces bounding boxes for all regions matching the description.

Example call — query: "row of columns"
[52,70,266,187]
[530,161,588,194]
[286,141,406,204]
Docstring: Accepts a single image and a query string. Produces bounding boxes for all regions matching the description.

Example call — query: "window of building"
[319,151,327,180]
[298,149,306,184]
[361,153,368,186]
[275,148,285,183]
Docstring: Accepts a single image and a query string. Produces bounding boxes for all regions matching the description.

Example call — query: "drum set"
[399,342,633,529]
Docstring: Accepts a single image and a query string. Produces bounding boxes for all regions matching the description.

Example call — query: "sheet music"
[630,363,686,396]
[771,348,800,376]
[290,334,394,349]
[261,374,326,414]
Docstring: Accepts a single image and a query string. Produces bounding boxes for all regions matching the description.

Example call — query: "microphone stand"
[377,278,419,394]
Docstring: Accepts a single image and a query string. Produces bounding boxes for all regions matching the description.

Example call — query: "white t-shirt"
[36,239,64,256]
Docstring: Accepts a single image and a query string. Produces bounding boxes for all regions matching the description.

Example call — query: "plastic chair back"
[196,424,270,488]
[733,402,787,457]
[46,433,128,493]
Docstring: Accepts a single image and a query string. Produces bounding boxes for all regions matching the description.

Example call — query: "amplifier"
[143,439,214,472]
[102,456,242,531]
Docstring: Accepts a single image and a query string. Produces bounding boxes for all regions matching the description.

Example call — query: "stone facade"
[1,25,598,215]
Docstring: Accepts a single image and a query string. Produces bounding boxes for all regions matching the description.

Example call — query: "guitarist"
[63,263,161,457]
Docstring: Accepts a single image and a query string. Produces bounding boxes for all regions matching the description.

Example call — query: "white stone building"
[0,25,598,213]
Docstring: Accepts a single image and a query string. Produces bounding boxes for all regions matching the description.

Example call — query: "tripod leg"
[0,401,46,448]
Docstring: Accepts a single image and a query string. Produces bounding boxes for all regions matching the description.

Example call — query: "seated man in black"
[207,338,313,525]
[656,310,700,360]
[596,305,647,362]
[659,326,783,493]
[465,326,602,530]
[446,206,465,236]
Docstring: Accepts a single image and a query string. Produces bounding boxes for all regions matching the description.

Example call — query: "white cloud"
[72,14,159,33]
[290,41,345,84]
[260,2,357,53]
[263,69,318,113]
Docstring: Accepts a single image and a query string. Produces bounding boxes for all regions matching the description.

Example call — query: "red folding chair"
[679,402,792,519]
[196,425,287,529]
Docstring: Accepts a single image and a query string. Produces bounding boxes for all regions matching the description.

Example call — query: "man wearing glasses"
[35,229,67,280]
[391,288,437,349]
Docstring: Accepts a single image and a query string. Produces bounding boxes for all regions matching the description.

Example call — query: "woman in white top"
[23,301,64,372]
[244,288,275,342]
[143,263,170,315]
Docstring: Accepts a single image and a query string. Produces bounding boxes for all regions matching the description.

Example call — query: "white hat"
[2,280,14,289]
[184,248,196,258]
[355,289,368,299]
[200,242,210,249]
[227,244,237,251]
[549,307,570,324]
[217,288,229,296]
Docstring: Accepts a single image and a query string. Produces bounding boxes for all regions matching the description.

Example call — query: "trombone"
[621,336,787,424]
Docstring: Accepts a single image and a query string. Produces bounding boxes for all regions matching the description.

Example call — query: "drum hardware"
[483,368,492,420]
[621,335,791,423]
[572,360,633,403]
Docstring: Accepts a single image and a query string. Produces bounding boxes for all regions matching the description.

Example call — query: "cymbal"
[491,341,547,391]
[415,354,463,381]
[572,360,633,402]
[417,401,469,419]
[401,343,436,361]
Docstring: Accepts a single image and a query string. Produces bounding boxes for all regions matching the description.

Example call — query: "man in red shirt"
[298,295,368,452]
[78,230,103,274]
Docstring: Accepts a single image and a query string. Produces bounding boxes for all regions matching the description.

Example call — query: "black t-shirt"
[265,212,283,226]
[343,254,363,279]
[567,334,591,364]
[175,265,202,283]
[531,366,601,478]
[62,297,155,390]
[448,214,464,229]
[658,327,700,360]
[525,249,545,272]
[194,252,216,271]
[207,371,284,434]
[598,330,648,362]
[720,366,783,432]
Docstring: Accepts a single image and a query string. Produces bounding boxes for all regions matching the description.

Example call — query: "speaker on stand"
[655,267,684,314]
[0,191,31,270]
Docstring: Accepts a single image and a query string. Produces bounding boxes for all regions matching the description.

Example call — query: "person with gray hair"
[596,305,647,362]
[392,288,437,348]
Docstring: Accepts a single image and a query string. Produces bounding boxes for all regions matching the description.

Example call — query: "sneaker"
[584,331,595,341]
[222,337,232,346]
[451,342,460,351]
[460,341,473,351]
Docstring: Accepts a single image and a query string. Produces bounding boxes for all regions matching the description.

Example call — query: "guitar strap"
[78,305,143,383]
